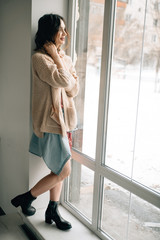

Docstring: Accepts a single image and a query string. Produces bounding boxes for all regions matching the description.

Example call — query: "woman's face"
[54,20,67,48]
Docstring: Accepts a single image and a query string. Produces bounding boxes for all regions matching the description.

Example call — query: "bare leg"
[30,159,71,198]
[50,181,63,201]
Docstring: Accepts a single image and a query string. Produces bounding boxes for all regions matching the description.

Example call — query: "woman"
[11,14,79,231]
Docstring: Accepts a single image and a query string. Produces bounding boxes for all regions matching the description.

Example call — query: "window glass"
[68,161,94,221]
[132,0,160,193]
[105,0,160,193]
[101,178,130,239]
[72,0,105,159]
[105,0,146,176]
[128,194,160,240]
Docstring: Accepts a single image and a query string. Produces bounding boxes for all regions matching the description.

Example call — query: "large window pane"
[105,0,146,176]
[132,0,160,193]
[72,0,105,159]
[105,0,160,193]
[101,178,130,240]
[68,161,94,221]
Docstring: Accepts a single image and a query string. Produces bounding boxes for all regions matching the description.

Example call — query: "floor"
[0,206,100,240]
[0,212,29,240]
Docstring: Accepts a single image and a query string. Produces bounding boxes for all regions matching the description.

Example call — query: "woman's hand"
[43,42,59,60]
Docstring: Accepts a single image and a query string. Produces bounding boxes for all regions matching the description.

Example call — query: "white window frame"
[61,0,160,239]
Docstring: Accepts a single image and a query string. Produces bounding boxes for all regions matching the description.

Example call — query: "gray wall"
[0,0,68,213]
[0,0,31,214]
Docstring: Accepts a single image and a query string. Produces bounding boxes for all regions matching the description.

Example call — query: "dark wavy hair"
[34,14,70,51]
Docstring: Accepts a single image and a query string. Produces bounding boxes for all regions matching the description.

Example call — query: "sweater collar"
[37,48,65,58]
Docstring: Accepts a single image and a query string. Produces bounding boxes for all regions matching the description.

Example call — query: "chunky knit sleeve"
[32,53,76,89]
[64,56,79,98]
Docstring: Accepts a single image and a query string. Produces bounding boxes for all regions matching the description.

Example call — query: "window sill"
[20,205,100,240]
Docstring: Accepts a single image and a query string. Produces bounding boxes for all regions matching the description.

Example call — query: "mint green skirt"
[29,132,71,175]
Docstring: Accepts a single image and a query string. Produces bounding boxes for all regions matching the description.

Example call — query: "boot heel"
[11,197,20,208]
[45,216,52,224]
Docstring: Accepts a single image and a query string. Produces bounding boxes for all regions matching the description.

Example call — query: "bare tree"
[145,0,160,91]
[114,0,160,92]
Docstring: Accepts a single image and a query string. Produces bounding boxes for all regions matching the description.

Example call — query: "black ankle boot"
[11,190,37,216]
[45,201,72,230]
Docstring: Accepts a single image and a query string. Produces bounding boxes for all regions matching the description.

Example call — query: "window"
[62,0,160,239]
[154,1,160,11]
[125,14,131,21]
[153,19,158,26]
[152,34,157,42]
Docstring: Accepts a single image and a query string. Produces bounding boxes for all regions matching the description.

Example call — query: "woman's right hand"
[43,42,59,60]
[44,42,64,70]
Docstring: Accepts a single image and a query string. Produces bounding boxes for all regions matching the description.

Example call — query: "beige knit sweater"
[31,49,79,138]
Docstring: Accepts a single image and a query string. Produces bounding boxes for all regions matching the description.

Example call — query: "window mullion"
[66,0,77,61]
[92,0,117,230]
[61,0,77,204]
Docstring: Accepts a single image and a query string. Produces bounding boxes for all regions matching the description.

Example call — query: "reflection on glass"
[101,178,130,240]
[68,161,94,221]
[128,194,160,240]
[72,0,105,159]
[105,0,160,192]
